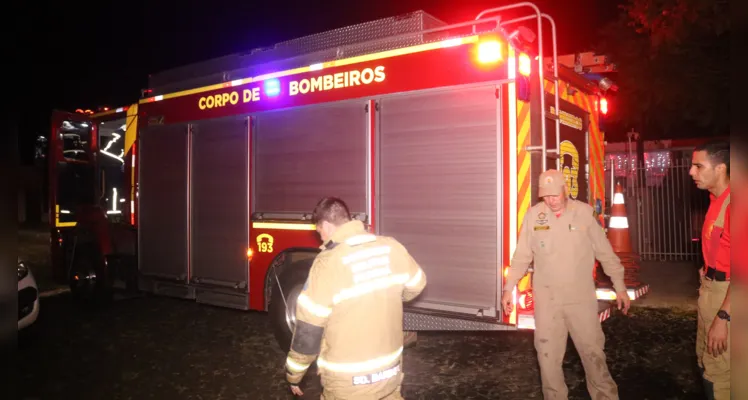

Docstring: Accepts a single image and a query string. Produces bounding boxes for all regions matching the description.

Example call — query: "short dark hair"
[312,197,352,226]
[695,140,730,176]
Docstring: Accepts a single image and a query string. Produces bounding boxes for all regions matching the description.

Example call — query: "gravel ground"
[18,293,704,400]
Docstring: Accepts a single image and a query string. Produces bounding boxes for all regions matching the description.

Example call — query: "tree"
[595,0,729,141]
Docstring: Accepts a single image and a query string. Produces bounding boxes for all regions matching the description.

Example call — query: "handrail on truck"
[475,2,560,171]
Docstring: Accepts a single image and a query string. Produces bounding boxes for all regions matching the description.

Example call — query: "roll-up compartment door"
[190,116,249,289]
[378,85,500,313]
[253,102,367,214]
[138,123,189,281]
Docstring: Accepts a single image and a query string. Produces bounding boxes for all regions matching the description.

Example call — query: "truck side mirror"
[34,136,48,161]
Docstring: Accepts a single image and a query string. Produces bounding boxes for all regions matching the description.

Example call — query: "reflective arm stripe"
[318,346,403,373]
[405,269,422,288]
[297,293,332,318]
[286,357,311,373]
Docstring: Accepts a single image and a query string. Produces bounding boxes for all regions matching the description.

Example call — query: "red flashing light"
[518,53,531,77]
[600,97,609,115]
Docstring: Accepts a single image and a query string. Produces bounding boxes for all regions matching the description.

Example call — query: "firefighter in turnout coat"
[285,197,427,399]
[502,169,631,400]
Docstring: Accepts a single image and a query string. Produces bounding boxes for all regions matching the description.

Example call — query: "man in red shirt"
[689,140,731,399]
[731,138,748,400]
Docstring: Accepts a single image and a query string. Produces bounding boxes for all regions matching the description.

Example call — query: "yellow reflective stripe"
[333,273,409,304]
[318,346,403,373]
[286,357,310,372]
[405,269,423,288]
[252,222,316,231]
[297,293,332,318]
[595,288,636,301]
[55,204,76,228]
[350,255,390,273]
[123,103,139,155]
[342,246,391,265]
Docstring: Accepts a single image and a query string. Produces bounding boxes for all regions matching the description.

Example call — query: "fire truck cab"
[48,2,648,350]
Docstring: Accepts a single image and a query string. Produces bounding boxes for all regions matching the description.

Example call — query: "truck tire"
[268,259,313,353]
[69,241,112,305]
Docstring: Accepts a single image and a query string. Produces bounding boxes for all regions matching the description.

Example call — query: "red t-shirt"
[732,188,747,283]
[702,186,730,279]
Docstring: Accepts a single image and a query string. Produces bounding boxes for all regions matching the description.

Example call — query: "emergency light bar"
[264,79,281,97]
[141,24,508,105]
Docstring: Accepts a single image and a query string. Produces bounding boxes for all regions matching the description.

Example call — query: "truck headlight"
[18,262,29,281]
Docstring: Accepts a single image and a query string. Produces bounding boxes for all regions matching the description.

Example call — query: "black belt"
[705,266,727,282]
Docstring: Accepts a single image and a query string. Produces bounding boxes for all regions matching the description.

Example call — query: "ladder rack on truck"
[48,2,648,351]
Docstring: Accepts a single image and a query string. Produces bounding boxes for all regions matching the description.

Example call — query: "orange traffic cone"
[608,182,633,253]
[605,182,641,286]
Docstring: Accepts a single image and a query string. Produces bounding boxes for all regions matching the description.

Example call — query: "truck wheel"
[268,259,313,353]
[69,241,112,305]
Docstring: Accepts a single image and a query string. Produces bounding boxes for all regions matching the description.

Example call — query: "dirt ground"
[17,228,706,399]
[18,293,704,400]
[18,228,60,293]
[635,260,700,312]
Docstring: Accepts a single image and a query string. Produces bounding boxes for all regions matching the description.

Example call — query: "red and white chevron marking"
[599,307,612,323]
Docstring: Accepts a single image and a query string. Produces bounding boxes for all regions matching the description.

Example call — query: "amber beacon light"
[476,38,504,64]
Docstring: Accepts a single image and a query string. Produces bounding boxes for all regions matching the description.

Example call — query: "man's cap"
[538,169,567,197]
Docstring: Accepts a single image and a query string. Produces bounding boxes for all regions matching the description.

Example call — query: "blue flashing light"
[264,79,281,97]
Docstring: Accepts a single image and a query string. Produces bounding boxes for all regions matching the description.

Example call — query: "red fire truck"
[48,2,648,350]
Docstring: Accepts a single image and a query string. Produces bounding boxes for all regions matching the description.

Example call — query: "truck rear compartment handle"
[140,272,185,282]
[191,277,247,290]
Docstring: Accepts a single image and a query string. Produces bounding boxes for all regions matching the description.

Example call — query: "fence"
[604,150,711,262]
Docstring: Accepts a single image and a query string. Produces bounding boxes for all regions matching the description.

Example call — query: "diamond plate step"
[403,309,516,331]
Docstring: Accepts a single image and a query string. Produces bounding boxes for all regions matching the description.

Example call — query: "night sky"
[17,0,622,164]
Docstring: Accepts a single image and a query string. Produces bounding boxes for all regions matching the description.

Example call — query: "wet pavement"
[18,293,704,400]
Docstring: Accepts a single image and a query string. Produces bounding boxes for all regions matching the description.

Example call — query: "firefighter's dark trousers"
[533,288,619,400]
